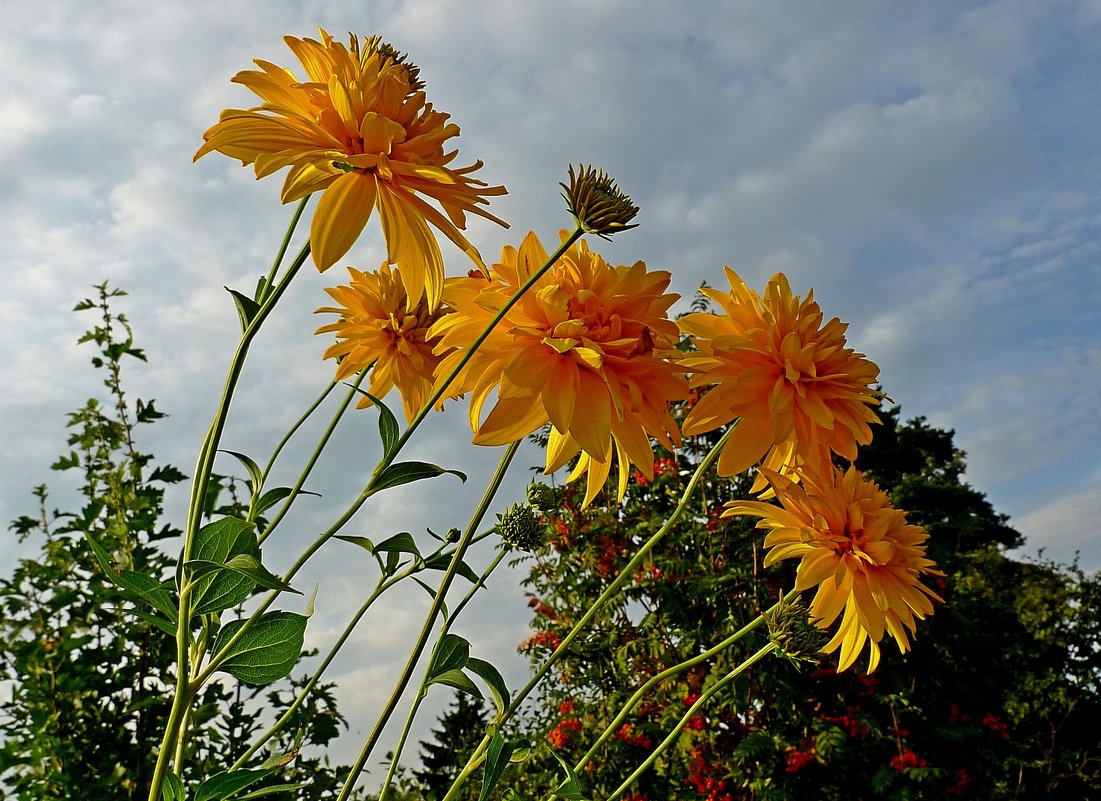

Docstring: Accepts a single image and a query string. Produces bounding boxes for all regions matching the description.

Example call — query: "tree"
[414,693,491,801]
[509,404,1101,800]
[0,285,364,800]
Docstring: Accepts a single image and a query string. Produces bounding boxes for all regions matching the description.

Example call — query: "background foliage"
[493,404,1101,801]
[0,286,362,800]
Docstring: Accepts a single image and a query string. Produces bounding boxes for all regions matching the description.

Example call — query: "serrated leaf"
[190,517,258,616]
[477,732,517,801]
[429,634,470,678]
[161,770,185,801]
[428,668,483,698]
[467,657,510,718]
[211,611,306,686]
[423,551,481,584]
[186,554,300,595]
[363,392,400,458]
[220,450,264,495]
[195,768,274,801]
[369,461,467,493]
[228,287,262,331]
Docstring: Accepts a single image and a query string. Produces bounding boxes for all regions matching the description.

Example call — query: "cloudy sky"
[2,0,1099,784]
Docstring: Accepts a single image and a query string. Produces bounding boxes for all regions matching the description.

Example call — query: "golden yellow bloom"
[430,230,687,506]
[195,29,507,308]
[677,269,881,483]
[726,466,942,672]
[316,263,449,423]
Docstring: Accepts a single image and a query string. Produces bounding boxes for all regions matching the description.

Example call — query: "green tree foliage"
[0,285,362,800]
[511,405,1100,800]
[414,693,490,801]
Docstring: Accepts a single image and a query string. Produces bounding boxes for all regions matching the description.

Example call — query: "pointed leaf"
[195,768,275,801]
[237,784,307,800]
[190,517,258,616]
[211,611,306,686]
[429,633,470,678]
[254,486,321,516]
[369,461,467,492]
[467,657,511,718]
[220,450,264,495]
[186,554,301,595]
[228,287,262,332]
[131,608,179,638]
[374,531,421,557]
[161,771,185,801]
[364,392,400,458]
[82,532,179,622]
[423,551,481,584]
[428,668,483,698]
[335,535,376,553]
[477,732,517,801]
[551,751,591,801]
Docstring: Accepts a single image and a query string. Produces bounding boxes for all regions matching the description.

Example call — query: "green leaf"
[190,517,258,616]
[228,287,262,331]
[254,486,321,517]
[83,532,178,622]
[374,532,421,557]
[429,633,470,678]
[364,392,400,458]
[551,751,591,801]
[237,784,306,800]
[428,668,483,698]
[477,731,517,801]
[186,554,301,595]
[220,450,264,495]
[161,770,185,801]
[195,768,274,801]
[211,611,306,686]
[369,461,467,492]
[130,607,179,637]
[467,657,511,718]
[423,551,481,584]
[335,535,376,553]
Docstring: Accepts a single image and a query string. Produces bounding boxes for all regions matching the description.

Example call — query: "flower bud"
[561,164,639,238]
[497,503,547,552]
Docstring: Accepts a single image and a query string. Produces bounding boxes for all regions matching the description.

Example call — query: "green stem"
[606,643,778,801]
[377,547,510,801]
[258,378,340,487]
[440,424,738,801]
[231,553,417,771]
[256,369,368,545]
[573,588,798,775]
[260,197,309,305]
[336,440,522,801]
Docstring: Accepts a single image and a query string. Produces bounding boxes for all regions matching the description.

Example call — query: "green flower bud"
[526,482,556,513]
[766,595,827,667]
[497,503,547,552]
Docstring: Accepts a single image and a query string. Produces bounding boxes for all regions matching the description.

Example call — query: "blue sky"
[2,0,1099,778]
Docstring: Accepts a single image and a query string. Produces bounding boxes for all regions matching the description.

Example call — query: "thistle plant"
[25,27,944,801]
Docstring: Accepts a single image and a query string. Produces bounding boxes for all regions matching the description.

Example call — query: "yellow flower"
[315,263,449,423]
[677,269,881,484]
[430,230,687,506]
[195,29,507,308]
[726,466,942,672]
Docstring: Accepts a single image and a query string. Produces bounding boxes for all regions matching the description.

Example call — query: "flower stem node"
[496,503,547,553]
[561,164,639,238]
[765,595,827,667]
